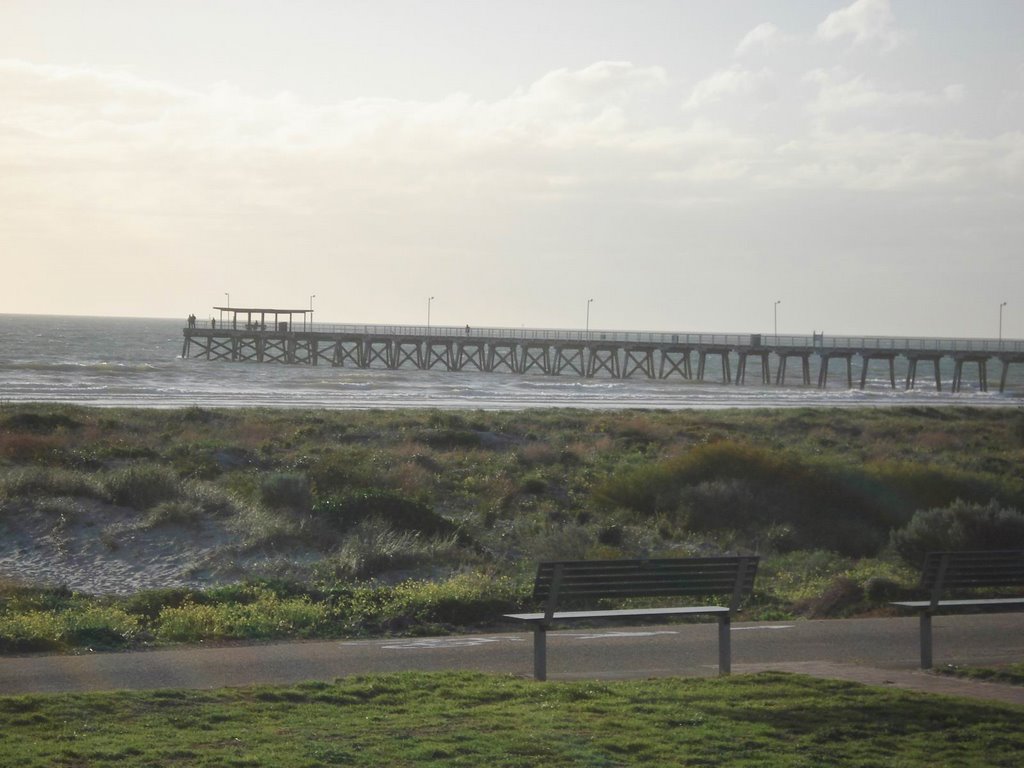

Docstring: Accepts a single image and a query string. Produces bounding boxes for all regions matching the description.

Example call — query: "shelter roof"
[212,307,310,314]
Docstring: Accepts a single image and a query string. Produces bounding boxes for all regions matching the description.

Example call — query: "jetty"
[182,307,1024,392]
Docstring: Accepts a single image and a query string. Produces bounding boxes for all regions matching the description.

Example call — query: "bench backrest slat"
[919,550,1024,605]
[533,556,759,612]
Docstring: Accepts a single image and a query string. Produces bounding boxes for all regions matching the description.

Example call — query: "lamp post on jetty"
[774,300,781,343]
[223,292,229,327]
[427,296,435,335]
[308,295,316,331]
[586,298,594,341]
[1000,301,1007,348]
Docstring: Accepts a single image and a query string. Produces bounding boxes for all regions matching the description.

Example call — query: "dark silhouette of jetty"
[183,307,1024,392]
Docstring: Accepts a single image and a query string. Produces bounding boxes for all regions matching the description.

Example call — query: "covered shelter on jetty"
[212,306,313,332]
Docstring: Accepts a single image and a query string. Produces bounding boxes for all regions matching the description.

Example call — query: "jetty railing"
[190,319,1024,355]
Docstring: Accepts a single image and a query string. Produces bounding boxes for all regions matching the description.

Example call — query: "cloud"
[0,53,1017,253]
[802,69,962,119]
[804,68,966,115]
[734,22,788,57]
[815,0,906,51]
[768,127,1021,191]
[683,66,776,110]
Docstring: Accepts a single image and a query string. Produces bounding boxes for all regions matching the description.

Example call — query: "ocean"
[1,314,1021,410]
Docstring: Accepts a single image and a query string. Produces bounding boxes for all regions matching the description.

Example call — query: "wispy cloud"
[683,66,776,110]
[734,22,790,57]
[0,55,1017,260]
[804,68,965,115]
[815,0,907,51]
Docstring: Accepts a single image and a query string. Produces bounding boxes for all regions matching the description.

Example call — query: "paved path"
[1,614,1021,704]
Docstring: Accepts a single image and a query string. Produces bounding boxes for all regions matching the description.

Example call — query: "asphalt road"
[1,614,1022,696]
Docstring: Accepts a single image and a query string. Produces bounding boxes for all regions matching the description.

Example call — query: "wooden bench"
[891,549,1024,669]
[504,556,759,681]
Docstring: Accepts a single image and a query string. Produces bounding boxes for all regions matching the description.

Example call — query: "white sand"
[0,501,317,595]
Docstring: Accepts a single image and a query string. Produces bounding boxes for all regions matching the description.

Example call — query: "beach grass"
[1,671,1022,767]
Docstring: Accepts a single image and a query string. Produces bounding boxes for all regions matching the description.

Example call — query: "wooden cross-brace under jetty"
[182,309,1024,392]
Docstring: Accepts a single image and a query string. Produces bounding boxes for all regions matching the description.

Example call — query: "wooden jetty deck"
[182,308,1024,392]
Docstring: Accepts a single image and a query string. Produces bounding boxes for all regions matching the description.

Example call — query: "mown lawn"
[1,671,1022,767]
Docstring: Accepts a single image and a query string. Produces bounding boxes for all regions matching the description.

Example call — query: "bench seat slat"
[891,597,1024,610]
[505,606,730,623]
[536,589,753,602]
[924,570,1024,579]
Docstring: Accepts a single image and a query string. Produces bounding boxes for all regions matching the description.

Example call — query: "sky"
[1,0,1022,338]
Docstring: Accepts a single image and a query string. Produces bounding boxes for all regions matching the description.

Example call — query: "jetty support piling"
[423,341,453,370]
[659,347,693,379]
[554,345,587,377]
[906,353,943,391]
[998,354,1024,393]
[487,343,519,373]
[393,339,421,369]
[519,343,551,375]
[817,351,854,389]
[455,342,487,372]
[697,347,732,383]
[736,349,771,386]
[952,354,989,393]
[775,351,812,386]
[363,339,392,369]
[859,352,899,389]
[587,346,620,378]
[623,347,656,379]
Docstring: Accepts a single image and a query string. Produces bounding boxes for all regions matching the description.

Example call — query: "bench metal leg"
[533,625,547,681]
[919,613,933,669]
[718,615,731,675]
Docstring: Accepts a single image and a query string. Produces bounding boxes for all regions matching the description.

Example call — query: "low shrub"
[119,588,202,620]
[0,468,103,502]
[155,591,327,642]
[318,518,463,580]
[759,550,854,604]
[0,411,81,433]
[62,606,142,648]
[314,491,458,538]
[328,572,526,634]
[594,441,1019,557]
[794,576,865,618]
[102,465,181,509]
[413,429,482,450]
[0,433,63,462]
[890,499,1024,567]
[229,505,311,549]
[0,605,140,652]
[259,472,312,512]
[142,500,203,528]
[0,611,66,653]
[520,475,547,495]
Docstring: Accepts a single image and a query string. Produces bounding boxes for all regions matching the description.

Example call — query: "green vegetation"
[891,499,1024,565]
[2,404,1024,650]
[937,662,1024,687]
[1,671,1022,767]
[0,574,522,652]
